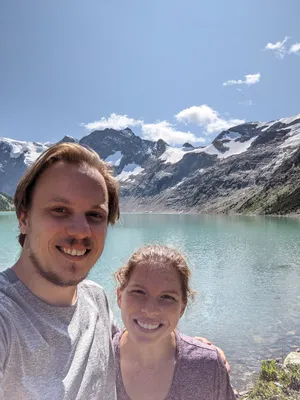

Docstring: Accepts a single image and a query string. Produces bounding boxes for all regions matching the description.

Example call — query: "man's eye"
[87,212,104,220]
[52,208,67,214]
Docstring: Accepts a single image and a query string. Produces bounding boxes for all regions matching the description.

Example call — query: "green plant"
[260,360,278,382]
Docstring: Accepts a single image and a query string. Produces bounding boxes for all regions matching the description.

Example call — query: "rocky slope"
[0,193,14,211]
[1,114,300,215]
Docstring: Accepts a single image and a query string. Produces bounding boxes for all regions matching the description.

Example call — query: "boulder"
[283,351,300,368]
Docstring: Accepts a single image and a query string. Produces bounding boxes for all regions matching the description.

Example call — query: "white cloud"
[223,73,261,86]
[82,113,143,131]
[141,121,205,145]
[175,105,245,135]
[289,43,300,55]
[265,37,289,58]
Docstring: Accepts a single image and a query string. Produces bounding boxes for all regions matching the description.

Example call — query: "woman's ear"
[117,288,122,309]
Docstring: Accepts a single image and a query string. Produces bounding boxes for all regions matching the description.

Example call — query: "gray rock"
[284,352,300,368]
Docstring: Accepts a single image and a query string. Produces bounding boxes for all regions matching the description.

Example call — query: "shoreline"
[2,208,300,219]
[235,351,300,399]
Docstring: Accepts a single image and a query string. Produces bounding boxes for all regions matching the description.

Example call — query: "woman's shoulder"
[112,329,124,348]
[176,331,219,362]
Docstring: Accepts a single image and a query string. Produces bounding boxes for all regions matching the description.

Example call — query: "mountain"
[1,114,300,215]
[0,193,14,211]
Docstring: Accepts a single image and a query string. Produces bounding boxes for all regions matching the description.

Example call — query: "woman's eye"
[161,295,176,301]
[132,289,145,295]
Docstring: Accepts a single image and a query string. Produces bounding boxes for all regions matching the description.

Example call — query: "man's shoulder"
[177,332,219,361]
[78,279,110,311]
[0,269,11,290]
[0,269,15,304]
[79,279,105,296]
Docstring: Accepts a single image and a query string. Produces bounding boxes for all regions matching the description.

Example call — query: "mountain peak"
[58,135,78,144]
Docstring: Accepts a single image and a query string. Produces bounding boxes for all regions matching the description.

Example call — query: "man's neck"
[120,331,176,368]
[12,255,77,307]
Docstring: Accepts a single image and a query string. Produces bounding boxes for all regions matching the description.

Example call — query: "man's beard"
[28,247,88,287]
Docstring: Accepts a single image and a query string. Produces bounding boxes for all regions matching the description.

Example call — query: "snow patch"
[220,136,258,159]
[0,137,49,166]
[105,151,123,166]
[280,114,300,125]
[221,131,242,141]
[194,136,257,159]
[281,132,300,148]
[194,144,220,157]
[159,147,192,164]
[116,163,144,181]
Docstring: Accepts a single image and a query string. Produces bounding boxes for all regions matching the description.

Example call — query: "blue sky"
[0,0,299,146]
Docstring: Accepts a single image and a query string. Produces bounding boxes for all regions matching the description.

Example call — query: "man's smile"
[56,246,91,259]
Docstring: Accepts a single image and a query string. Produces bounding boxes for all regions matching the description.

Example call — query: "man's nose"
[141,298,160,316]
[65,214,91,239]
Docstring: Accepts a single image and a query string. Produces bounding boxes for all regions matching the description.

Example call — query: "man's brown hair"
[14,142,120,247]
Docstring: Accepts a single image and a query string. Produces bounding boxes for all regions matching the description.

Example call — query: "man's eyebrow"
[48,197,72,205]
[91,203,108,210]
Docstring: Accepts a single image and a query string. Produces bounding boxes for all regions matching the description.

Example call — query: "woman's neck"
[120,331,176,368]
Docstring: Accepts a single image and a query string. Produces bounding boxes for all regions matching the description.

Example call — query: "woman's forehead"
[130,262,182,287]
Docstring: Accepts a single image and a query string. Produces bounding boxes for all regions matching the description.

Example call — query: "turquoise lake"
[1,211,300,390]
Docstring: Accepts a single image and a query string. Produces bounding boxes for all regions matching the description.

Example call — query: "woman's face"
[117,262,186,344]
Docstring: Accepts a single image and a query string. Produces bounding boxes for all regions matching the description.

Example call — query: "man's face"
[19,161,109,287]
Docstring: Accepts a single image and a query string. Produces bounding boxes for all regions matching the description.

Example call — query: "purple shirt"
[113,331,236,400]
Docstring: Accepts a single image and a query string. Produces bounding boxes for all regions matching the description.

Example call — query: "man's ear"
[117,288,122,309]
[19,211,29,235]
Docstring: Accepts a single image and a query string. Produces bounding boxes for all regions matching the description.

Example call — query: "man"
[0,143,120,399]
[0,143,229,399]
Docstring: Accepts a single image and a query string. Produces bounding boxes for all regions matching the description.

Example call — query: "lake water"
[1,211,300,391]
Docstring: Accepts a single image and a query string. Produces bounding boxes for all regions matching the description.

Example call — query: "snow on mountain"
[219,136,258,159]
[0,137,49,166]
[2,112,300,216]
[159,147,192,164]
[116,163,144,181]
[105,151,123,166]
[279,114,300,125]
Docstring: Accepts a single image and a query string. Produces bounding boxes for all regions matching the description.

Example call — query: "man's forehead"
[32,161,108,203]
[48,160,100,175]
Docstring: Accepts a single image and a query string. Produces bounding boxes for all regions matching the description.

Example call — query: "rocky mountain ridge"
[0,193,14,211]
[1,113,300,215]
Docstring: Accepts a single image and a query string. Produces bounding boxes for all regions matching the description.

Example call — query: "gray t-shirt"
[113,330,236,400]
[0,268,117,400]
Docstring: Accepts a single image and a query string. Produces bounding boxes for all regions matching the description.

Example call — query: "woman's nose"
[141,298,160,315]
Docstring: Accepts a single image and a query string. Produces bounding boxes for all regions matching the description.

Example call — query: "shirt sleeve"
[215,352,236,400]
[109,308,121,339]
[0,314,9,400]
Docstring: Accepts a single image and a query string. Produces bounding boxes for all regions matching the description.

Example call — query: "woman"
[113,245,236,400]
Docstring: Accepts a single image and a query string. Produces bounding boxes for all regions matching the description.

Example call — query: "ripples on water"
[1,212,300,390]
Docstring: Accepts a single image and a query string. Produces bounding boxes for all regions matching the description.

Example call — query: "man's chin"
[43,270,88,287]
[36,265,88,287]
[29,251,89,287]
